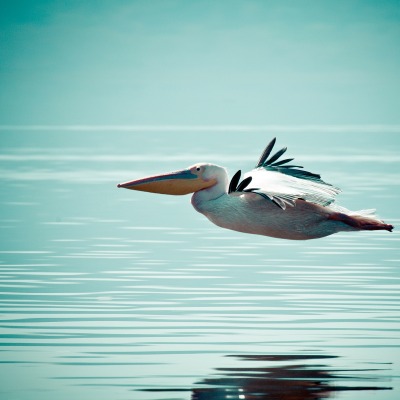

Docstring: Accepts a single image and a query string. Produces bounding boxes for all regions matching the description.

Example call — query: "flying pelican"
[117,138,393,240]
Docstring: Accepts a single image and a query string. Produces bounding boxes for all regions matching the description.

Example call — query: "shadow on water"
[143,354,392,400]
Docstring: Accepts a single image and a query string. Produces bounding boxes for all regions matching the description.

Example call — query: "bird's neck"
[191,177,228,212]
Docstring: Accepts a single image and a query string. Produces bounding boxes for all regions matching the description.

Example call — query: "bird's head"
[117,163,226,195]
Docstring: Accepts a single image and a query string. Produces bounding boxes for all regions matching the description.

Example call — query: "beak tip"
[117,183,123,188]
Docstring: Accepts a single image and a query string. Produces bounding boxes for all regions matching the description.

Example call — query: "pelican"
[117,138,393,240]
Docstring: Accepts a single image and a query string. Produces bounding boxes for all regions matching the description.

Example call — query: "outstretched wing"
[228,138,340,209]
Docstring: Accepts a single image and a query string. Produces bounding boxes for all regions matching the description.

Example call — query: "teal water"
[0,129,399,400]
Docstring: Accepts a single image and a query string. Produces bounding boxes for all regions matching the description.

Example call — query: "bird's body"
[118,138,393,240]
[193,192,346,240]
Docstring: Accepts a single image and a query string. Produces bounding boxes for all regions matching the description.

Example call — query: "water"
[0,128,399,399]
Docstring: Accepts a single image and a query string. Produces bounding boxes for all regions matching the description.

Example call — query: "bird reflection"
[191,354,391,400]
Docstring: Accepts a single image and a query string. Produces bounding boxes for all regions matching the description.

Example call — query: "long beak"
[117,168,215,195]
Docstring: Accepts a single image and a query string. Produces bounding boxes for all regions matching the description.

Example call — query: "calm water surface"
[0,129,399,399]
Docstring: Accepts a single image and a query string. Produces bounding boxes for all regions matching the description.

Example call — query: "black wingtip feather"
[236,176,253,192]
[280,165,304,169]
[228,170,241,193]
[256,138,276,168]
[270,158,294,167]
[283,169,321,179]
[265,147,287,165]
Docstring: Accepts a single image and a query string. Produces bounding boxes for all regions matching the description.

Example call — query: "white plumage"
[243,167,340,209]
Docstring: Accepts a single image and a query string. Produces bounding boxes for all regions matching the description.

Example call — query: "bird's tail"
[328,209,393,232]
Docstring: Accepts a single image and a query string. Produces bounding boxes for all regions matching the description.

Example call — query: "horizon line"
[1,124,400,133]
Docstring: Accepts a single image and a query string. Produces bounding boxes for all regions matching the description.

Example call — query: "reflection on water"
[138,354,393,399]
[190,354,392,399]
[0,130,399,400]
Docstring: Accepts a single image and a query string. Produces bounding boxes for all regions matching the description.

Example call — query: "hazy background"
[1,3,400,399]
[1,0,400,126]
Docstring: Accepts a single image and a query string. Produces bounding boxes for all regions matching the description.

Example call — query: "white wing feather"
[228,138,342,210]
[243,167,340,210]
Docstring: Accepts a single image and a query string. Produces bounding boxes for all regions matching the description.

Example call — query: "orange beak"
[117,168,216,195]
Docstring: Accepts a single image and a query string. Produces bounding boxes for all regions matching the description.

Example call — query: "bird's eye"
[196,167,201,171]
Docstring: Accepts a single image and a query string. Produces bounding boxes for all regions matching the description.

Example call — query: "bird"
[117,138,393,240]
